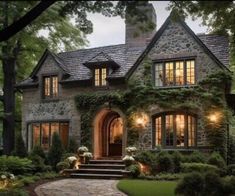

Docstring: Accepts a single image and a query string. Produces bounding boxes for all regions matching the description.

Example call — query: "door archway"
[93,108,126,159]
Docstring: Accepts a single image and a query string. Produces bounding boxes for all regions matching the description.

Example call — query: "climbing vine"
[75,68,232,158]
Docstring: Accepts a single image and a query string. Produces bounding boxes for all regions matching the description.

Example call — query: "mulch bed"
[24,177,65,196]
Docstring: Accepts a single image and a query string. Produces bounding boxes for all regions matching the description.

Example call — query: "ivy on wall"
[75,66,232,158]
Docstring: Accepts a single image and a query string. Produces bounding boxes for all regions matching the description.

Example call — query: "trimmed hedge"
[181,163,219,173]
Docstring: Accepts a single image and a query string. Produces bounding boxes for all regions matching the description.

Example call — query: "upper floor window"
[94,68,107,87]
[43,76,58,99]
[154,60,195,87]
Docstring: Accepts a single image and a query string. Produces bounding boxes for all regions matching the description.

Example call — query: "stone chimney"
[125,3,156,47]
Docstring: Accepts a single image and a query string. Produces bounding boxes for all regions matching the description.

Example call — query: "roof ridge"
[57,44,126,55]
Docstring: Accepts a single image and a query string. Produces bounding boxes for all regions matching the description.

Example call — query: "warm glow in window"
[175,61,184,85]
[176,115,185,147]
[109,117,123,144]
[43,76,58,99]
[155,117,162,145]
[186,60,195,85]
[32,124,40,147]
[30,122,69,150]
[94,68,107,86]
[154,60,195,87]
[154,113,196,148]
[165,62,174,86]
[41,123,49,150]
[95,69,100,86]
[155,63,163,86]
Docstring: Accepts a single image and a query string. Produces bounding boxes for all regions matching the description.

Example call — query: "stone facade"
[21,15,229,155]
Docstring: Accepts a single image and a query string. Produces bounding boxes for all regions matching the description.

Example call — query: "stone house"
[18,4,231,159]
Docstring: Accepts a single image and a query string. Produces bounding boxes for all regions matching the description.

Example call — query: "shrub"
[47,132,64,169]
[156,151,174,173]
[181,163,219,173]
[204,171,225,196]
[28,154,48,172]
[13,134,28,158]
[227,164,235,176]
[56,161,70,171]
[67,138,78,153]
[61,153,77,161]
[30,145,46,159]
[127,164,140,178]
[135,150,155,166]
[171,151,182,173]
[188,151,206,163]
[175,172,204,196]
[0,156,34,175]
[207,152,226,169]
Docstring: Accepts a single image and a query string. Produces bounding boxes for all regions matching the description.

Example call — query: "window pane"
[186,60,195,85]
[101,68,107,86]
[188,116,196,146]
[52,76,58,97]
[165,115,174,146]
[165,62,174,86]
[44,77,50,97]
[41,123,50,150]
[175,115,185,147]
[95,69,100,86]
[155,117,162,145]
[175,61,184,85]
[60,123,69,148]
[50,123,59,145]
[155,63,163,87]
[32,124,40,147]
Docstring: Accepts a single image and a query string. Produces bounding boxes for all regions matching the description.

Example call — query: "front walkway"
[35,179,126,196]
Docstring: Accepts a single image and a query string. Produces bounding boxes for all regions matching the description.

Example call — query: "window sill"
[154,84,198,90]
[41,98,60,103]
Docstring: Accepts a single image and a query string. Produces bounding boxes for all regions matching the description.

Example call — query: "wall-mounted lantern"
[133,112,149,129]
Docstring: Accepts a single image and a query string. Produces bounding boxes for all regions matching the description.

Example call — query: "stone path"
[35,179,126,196]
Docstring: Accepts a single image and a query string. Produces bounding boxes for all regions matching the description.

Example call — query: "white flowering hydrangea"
[83,152,93,158]
[67,156,77,163]
[77,146,89,154]
[122,155,135,161]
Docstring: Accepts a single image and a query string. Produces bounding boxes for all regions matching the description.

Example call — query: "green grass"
[117,179,177,196]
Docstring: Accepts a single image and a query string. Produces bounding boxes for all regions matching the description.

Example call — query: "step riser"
[89,161,124,165]
[70,174,123,179]
[73,170,127,175]
[80,165,125,170]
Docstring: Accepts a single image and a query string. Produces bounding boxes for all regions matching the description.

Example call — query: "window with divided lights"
[154,113,196,148]
[94,68,107,86]
[27,122,69,151]
[43,76,58,99]
[154,60,195,87]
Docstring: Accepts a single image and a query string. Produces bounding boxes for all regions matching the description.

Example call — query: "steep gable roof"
[126,13,231,79]
[30,49,69,78]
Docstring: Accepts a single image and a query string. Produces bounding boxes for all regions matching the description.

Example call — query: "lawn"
[117,179,177,196]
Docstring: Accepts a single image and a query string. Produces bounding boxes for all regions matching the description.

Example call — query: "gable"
[127,15,230,81]
[30,49,69,78]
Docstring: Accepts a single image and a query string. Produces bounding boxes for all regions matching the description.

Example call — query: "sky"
[86,1,208,48]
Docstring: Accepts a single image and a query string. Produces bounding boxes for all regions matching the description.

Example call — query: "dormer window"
[154,59,195,87]
[94,68,107,87]
[43,75,58,99]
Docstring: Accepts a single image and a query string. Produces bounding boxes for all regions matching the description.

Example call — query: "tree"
[47,132,64,169]
[0,1,154,155]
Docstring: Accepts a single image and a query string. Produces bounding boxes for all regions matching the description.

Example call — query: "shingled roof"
[197,34,229,67]
[17,21,230,87]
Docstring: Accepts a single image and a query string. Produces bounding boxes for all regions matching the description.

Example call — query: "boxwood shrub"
[181,163,219,173]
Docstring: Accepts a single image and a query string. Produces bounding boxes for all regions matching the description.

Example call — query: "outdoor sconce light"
[134,112,149,129]
[207,111,222,124]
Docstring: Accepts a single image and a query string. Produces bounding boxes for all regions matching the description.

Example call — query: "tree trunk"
[2,54,16,155]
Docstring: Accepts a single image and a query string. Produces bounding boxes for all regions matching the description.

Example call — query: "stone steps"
[70,173,123,179]
[68,158,129,179]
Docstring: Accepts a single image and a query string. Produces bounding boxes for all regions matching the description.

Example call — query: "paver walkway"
[35,179,126,196]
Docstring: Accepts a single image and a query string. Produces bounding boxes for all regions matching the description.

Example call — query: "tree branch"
[0,1,55,42]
